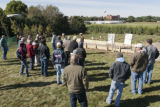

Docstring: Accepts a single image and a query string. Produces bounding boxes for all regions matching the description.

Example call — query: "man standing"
[143,39,159,84]
[73,43,86,66]
[51,32,56,50]
[38,36,50,77]
[63,36,71,65]
[17,42,29,77]
[62,33,66,42]
[79,33,84,48]
[52,42,65,84]
[0,35,8,60]
[106,53,131,107]
[130,43,148,94]
[63,54,88,107]
[26,40,35,70]
[69,36,78,53]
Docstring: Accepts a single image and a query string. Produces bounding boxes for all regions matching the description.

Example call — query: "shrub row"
[87,25,160,35]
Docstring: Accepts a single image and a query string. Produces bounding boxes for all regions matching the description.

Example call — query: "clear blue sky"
[1,0,160,17]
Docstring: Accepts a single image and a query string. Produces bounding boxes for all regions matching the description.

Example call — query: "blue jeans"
[106,80,124,107]
[1,47,8,60]
[30,56,34,70]
[143,63,154,84]
[131,71,143,94]
[52,43,56,50]
[40,58,49,76]
[70,92,88,107]
[20,59,29,77]
[55,64,64,84]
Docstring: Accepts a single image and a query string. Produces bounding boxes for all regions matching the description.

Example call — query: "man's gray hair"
[73,36,77,41]
[21,37,26,42]
[67,36,71,40]
[70,54,78,64]
[56,42,61,48]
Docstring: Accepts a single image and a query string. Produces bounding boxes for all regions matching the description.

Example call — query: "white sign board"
[107,34,115,44]
[124,34,133,45]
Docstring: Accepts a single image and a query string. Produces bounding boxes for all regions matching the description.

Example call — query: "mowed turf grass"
[0,43,160,107]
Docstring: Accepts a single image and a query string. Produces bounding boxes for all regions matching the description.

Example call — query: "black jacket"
[38,44,50,59]
[109,61,131,83]
[76,48,86,59]
[52,48,65,64]
[69,40,78,53]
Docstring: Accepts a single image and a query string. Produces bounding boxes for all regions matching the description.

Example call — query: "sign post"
[107,34,115,51]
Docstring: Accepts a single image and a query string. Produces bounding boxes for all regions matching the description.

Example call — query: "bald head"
[70,54,78,64]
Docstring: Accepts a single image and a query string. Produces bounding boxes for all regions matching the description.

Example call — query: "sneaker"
[148,81,153,84]
[20,73,23,76]
[132,92,137,95]
[106,99,112,104]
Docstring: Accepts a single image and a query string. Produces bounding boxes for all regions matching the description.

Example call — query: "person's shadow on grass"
[0,81,56,90]
[143,85,160,93]
[88,72,109,82]
[105,95,160,107]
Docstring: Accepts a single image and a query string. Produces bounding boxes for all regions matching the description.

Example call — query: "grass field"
[82,22,160,43]
[0,43,160,107]
[87,22,160,27]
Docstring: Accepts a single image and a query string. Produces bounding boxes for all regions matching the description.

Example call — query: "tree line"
[76,16,160,22]
[0,0,87,37]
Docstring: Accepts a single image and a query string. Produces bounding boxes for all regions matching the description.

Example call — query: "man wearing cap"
[130,43,148,94]
[106,53,131,107]
[0,35,8,60]
[143,39,159,84]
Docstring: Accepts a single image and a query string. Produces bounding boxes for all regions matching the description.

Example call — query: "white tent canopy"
[7,14,22,18]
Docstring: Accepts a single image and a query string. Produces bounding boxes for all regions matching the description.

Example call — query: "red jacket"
[26,44,35,58]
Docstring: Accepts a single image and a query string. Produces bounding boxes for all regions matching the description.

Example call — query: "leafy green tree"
[31,25,38,35]
[127,16,135,22]
[5,0,28,15]
[135,17,143,22]
[51,14,70,34]
[42,5,61,24]
[46,25,52,36]
[70,16,87,34]
[0,8,13,36]
[38,25,43,34]
[27,5,43,18]
[23,24,30,35]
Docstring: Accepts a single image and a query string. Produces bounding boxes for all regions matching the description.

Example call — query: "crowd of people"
[0,33,159,107]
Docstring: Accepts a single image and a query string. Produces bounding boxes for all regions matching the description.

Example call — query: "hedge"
[87,24,160,35]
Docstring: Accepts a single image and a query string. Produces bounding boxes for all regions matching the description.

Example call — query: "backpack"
[54,50,65,64]
[16,49,22,59]
[155,49,159,59]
